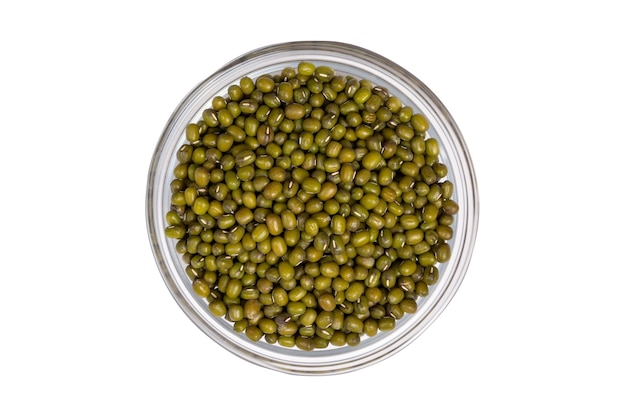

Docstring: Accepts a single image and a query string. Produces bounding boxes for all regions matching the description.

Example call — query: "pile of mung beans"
[164,62,458,351]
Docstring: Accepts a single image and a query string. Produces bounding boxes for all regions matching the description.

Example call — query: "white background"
[1,1,624,415]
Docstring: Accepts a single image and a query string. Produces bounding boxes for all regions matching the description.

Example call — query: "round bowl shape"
[146,41,479,375]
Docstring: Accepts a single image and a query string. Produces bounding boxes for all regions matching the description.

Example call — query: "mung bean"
[164,62,458,350]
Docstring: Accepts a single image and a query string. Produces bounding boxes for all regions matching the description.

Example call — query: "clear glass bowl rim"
[146,40,479,375]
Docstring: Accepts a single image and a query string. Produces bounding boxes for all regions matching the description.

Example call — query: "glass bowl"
[146,41,479,375]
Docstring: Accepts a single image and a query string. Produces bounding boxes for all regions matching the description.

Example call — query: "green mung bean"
[164,61,458,350]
